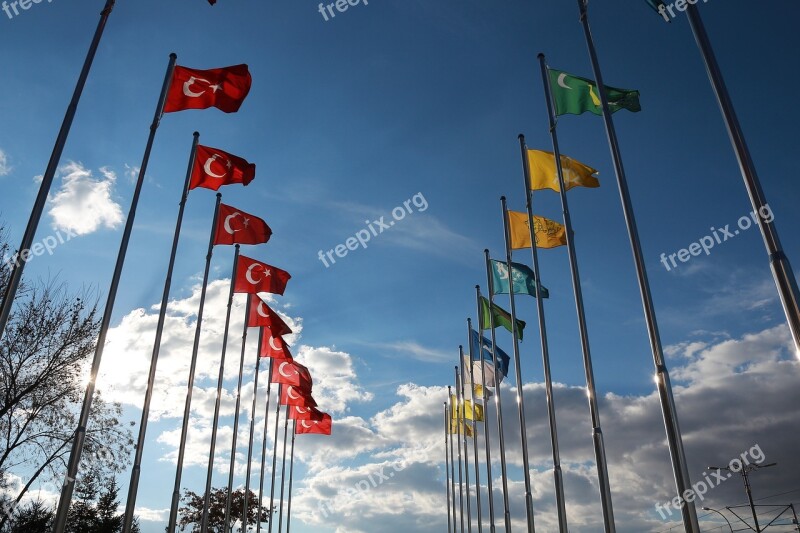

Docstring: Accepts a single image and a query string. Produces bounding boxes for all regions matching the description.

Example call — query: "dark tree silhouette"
[176,487,271,532]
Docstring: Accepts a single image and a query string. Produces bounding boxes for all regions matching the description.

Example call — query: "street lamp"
[702,507,734,533]
[707,462,777,533]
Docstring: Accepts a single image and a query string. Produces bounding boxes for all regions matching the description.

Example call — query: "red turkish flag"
[280,385,316,407]
[234,256,291,296]
[288,405,324,421]
[295,413,332,435]
[272,359,312,390]
[191,145,255,191]
[214,204,271,246]
[260,333,291,359]
[164,64,251,113]
[247,297,292,336]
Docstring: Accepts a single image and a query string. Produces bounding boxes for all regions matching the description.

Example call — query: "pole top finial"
[193,131,200,137]
[216,192,222,198]
[518,133,525,140]
[169,52,178,60]
[537,52,545,60]
[500,195,506,202]
[484,248,489,254]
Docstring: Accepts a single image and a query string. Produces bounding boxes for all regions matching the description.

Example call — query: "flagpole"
[0,0,116,339]
[445,402,453,533]
[268,384,283,533]
[449,386,463,533]
[243,330,265,533]
[466,320,483,533]
[277,404,290,533]
[474,288,496,533]
[445,396,458,533]
[519,130,574,532]
[500,196,537,533]
[576,2,700,531]
[285,421,296,533]
[224,294,253,530]
[52,52,177,533]
[201,245,242,532]
[167,192,222,532]
[684,5,800,356]
[483,250,512,532]
[456,357,473,533]
[257,361,274,533]
[537,54,621,531]
[453,378,465,533]
[122,131,199,533]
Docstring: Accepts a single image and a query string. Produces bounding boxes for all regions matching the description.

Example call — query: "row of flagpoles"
[442,3,800,533]
[0,3,338,532]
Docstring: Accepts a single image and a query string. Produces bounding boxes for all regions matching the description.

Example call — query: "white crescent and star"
[278,362,298,379]
[223,213,241,235]
[288,388,301,401]
[557,73,572,90]
[203,154,230,179]
[268,336,282,351]
[256,300,271,318]
[301,421,313,429]
[245,264,270,285]
[295,405,308,414]
[182,76,222,98]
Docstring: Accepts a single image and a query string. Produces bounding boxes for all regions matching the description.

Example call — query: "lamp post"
[702,507,734,533]
[707,462,777,532]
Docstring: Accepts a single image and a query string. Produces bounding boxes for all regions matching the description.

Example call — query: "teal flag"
[490,259,549,299]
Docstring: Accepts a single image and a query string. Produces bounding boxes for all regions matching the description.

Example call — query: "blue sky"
[2,1,800,532]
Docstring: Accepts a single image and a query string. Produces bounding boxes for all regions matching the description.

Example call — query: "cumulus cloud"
[47,162,124,235]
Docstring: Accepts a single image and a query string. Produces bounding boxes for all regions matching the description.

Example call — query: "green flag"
[548,68,641,116]
[479,296,526,340]
[490,259,549,299]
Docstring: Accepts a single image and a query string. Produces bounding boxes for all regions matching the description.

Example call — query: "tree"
[0,226,136,528]
[176,487,271,532]
[6,499,53,533]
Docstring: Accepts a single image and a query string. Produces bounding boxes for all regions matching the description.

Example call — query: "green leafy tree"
[176,487,271,532]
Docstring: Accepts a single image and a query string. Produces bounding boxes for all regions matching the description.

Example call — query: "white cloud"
[0,148,10,176]
[47,162,124,235]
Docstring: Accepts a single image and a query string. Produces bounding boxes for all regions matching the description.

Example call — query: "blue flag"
[469,329,510,379]
[490,259,549,299]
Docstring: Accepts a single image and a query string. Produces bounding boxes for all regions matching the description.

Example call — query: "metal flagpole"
[0,0,116,339]
[257,361,274,533]
[448,398,458,533]
[453,379,465,533]
[52,52,177,533]
[449,386,463,533]
[685,4,800,356]
[483,250,512,532]
[536,53,619,531]
[500,196,537,533]
[243,330,265,533]
[457,357,473,533]
[466,320,483,533]
[268,384,283,533]
[167,192,222,532]
[277,404,290,533]
[445,402,453,533]
[474,287,496,533]
[224,294,253,530]
[518,134,570,533]
[122,131,199,533]
[576,2,700,531]
[285,421,296,533]
[200,245,242,532]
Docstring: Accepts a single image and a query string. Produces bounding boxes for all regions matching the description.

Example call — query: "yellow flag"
[527,150,600,192]
[449,418,474,437]
[450,396,484,422]
[508,210,567,250]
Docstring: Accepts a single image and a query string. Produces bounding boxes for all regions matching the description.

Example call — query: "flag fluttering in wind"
[296,414,332,435]
[214,204,271,246]
[247,297,292,336]
[451,396,484,422]
[234,255,291,295]
[272,359,313,390]
[547,68,640,116]
[469,329,511,383]
[508,210,567,250]
[288,405,325,421]
[260,334,292,359]
[490,259,549,298]
[281,385,316,408]
[463,384,493,401]
[527,150,600,192]
[192,146,256,191]
[448,419,473,437]
[164,64,252,113]
[479,296,525,340]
